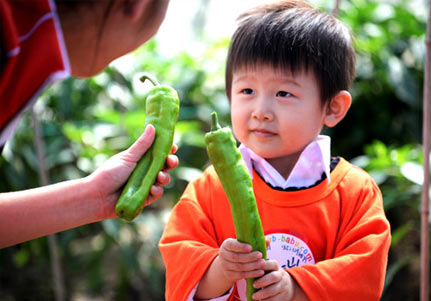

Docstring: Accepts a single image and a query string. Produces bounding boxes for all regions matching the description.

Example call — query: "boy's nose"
[251,97,274,121]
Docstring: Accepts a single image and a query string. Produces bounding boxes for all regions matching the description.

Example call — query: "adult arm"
[0,125,178,248]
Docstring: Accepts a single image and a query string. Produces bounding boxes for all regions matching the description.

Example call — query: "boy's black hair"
[225,0,356,104]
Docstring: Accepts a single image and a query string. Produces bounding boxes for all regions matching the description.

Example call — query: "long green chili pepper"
[115,74,179,222]
[204,112,266,301]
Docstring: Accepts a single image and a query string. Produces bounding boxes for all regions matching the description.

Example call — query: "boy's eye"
[276,90,292,97]
[241,88,254,95]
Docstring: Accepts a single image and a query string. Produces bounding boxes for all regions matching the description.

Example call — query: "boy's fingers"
[222,250,262,263]
[223,238,252,253]
[225,258,266,271]
[252,282,279,300]
[253,270,280,289]
[262,259,280,272]
[224,250,263,264]
[235,269,265,280]
[265,237,271,247]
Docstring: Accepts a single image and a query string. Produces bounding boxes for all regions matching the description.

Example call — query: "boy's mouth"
[251,128,276,138]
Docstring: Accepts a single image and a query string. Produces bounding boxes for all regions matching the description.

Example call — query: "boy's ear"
[323,90,352,128]
[125,0,147,22]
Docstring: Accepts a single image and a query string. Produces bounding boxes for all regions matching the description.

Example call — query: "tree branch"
[421,1,431,300]
[31,106,66,301]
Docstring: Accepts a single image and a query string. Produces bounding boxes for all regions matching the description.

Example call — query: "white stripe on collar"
[239,135,331,189]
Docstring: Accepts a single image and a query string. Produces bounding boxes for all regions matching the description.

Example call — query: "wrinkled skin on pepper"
[115,76,179,222]
[205,112,267,301]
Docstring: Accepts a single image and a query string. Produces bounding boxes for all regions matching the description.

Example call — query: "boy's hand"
[218,238,266,283]
[251,260,295,301]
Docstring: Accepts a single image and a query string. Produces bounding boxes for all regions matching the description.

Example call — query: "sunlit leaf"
[387,56,420,107]
[175,166,204,183]
[62,122,83,142]
[400,161,423,185]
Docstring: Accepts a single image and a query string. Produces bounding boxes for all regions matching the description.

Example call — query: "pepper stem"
[210,112,222,131]
[140,74,160,86]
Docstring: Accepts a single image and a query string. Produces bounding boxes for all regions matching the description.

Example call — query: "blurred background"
[0,0,429,300]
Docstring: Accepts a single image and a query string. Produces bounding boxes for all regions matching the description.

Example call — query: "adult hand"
[87,124,179,219]
[0,125,178,248]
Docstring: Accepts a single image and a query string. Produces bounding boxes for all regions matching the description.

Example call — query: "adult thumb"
[124,125,156,163]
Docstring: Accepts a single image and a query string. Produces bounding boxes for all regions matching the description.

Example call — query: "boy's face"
[230,64,331,171]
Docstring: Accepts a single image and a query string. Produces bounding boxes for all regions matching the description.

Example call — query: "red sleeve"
[288,169,391,300]
[159,170,221,301]
[0,0,69,145]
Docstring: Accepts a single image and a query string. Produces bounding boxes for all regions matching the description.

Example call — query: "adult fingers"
[156,171,171,186]
[171,143,178,154]
[145,185,164,206]
[123,125,156,163]
[164,154,179,171]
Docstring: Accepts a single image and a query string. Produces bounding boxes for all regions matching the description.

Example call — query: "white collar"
[239,135,331,189]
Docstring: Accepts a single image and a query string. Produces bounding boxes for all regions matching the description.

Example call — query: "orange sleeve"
[159,170,221,301]
[288,169,391,300]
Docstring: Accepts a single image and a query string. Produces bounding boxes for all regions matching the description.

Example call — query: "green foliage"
[325,0,427,159]
[353,141,424,300]
[0,0,429,300]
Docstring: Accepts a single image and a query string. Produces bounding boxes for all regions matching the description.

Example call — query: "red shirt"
[0,0,69,147]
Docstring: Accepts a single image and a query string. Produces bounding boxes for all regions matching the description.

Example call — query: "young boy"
[159,1,391,300]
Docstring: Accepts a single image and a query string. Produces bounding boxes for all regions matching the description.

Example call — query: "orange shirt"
[159,158,391,300]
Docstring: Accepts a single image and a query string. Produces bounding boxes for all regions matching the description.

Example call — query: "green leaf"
[391,222,413,246]
[62,122,84,142]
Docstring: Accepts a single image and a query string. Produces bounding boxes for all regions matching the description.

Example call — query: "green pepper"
[205,112,266,301]
[115,74,180,222]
